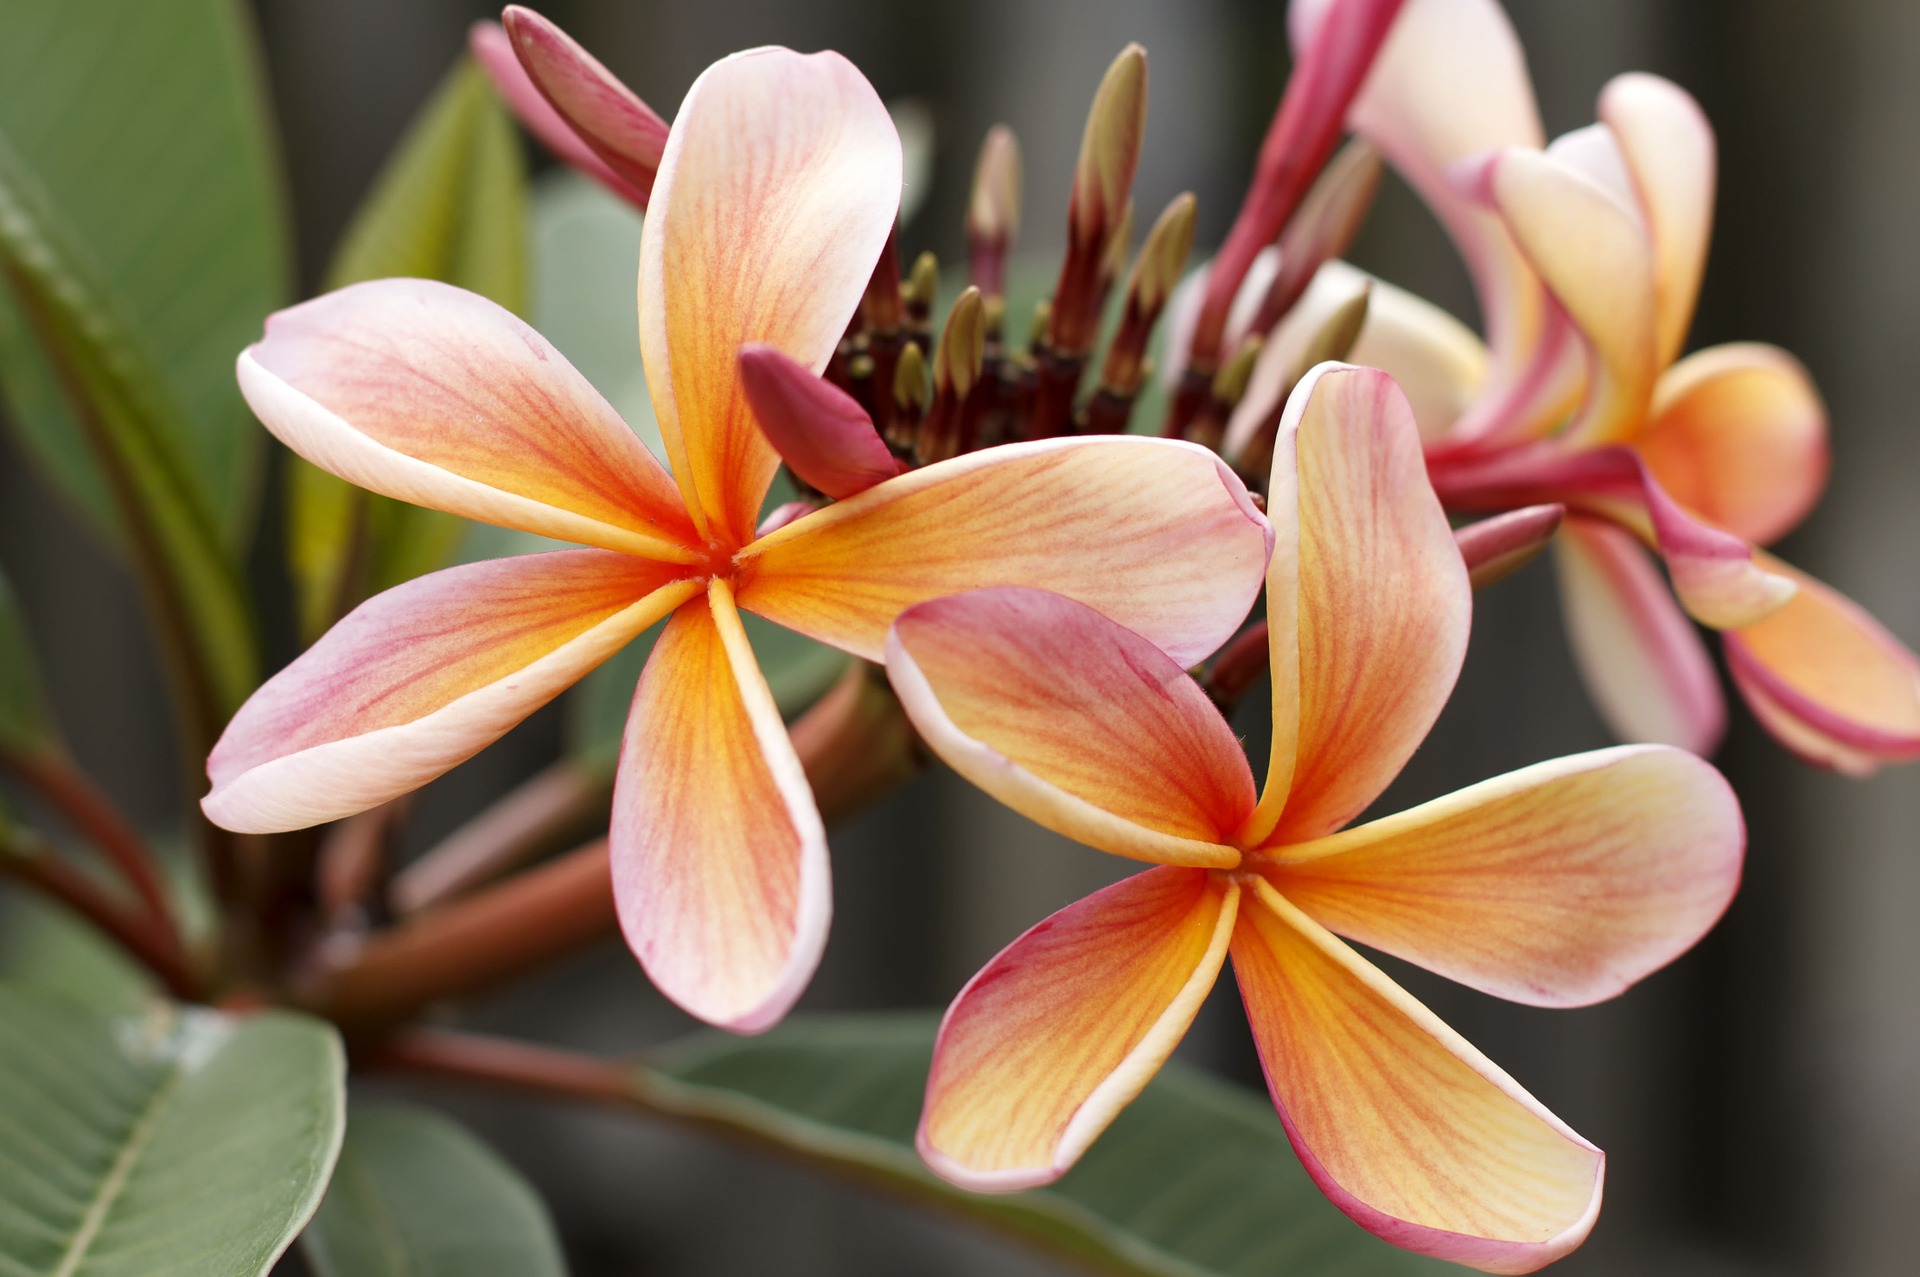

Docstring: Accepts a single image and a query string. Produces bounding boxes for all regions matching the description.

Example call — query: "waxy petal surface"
[738,437,1271,669]
[886,589,1251,867]
[640,47,901,547]
[920,867,1238,1190]
[501,6,668,203]
[238,279,698,560]
[1724,559,1920,775]
[737,344,904,499]
[611,581,829,1032]
[1248,364,1469,847]
[1556,517,1726,753]
[1640,343,1829,547]
[470,20,649,207]
[205,552,696,833]
[1266,746,1742,1007]
[1234,882,1602,1274]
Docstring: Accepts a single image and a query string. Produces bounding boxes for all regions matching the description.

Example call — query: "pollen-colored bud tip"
[894,341,931,414]
[1128,193,1197,314]
[1211,333,1263,406]
[936,288,987,399]
[968,125,1023,246]
[1071,44,1148,247]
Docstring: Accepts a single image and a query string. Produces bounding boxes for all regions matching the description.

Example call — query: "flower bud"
[967,125,1022,253]
[935,288,987,401]
[1070,45,1148,255]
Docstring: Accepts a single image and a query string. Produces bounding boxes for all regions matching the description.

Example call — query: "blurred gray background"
[2,0,1916,1273]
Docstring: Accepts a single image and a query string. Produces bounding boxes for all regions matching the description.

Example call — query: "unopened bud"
[1125,193,1197,317]
[1256,140,1382,334]
[905,251,940,319]
[935,288,987,400]
[893,341,931,415]
[1297,281,1370,372]
[967,125,1022,250]
[1211,334,1263,407]
[1028,299,1053,350]
[1070,45,1148,253]
[1100,200,1136,290]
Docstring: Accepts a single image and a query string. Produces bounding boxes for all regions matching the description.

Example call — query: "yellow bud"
[935,287,987,399]
[906,251,940,313]
[1070,44,1147,250]
[893,341,931,414]
[1211,333,1263,406]
[1125,193,1197,316]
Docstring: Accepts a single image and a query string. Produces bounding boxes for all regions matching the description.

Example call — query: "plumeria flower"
[886,364,1745,1274]
[203,47,1272,1032]
[1269,0,1920,771]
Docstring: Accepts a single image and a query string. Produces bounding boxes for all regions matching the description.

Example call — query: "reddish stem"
[388,760,604,915]
[1,749,177,937]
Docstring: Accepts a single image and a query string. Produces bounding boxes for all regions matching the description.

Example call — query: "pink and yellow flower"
[1273,0,1920,771]
[202,47,1271,1032]
[887,363,1744,1273]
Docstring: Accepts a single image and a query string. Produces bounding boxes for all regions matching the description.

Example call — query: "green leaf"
[302,1102,567,1277]
[291,55,531,641]
[643,1014,1454,1277]
[0,0,289,547]
[0,567,53,756]
[0,985,345,1277]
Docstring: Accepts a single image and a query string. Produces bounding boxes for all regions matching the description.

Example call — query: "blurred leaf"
[0,888,155,1015]
[0,985,345,1277]
[292,55,531,641]
[0,567,53,756]
[0,0,289,547]
[302,1101,566,1277]
[646,1014,1453,1277]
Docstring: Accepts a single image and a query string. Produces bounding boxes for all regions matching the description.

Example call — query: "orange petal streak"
[610,580,830,1032]
[920,867,1238,1190]
[1233,881,1603,1273]
[639,47,902,547]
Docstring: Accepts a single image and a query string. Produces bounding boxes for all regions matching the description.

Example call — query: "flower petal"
[1246,363,1470,847]
[919,867,1238,1190]
[1233,880,1603,1273]
[1555,516,1726,753]
[1265,745,1742,1007]
[610,579,829,1032]
[237,279,699,561]
[1455,503,1564,591]
[1640,343,1829,547]
[1724,558,1920,775]
[737,436,1272,669]
[640,47,901,548]
[204,552,696,833]
[886,589,1251,867]
[500,6,668,204]
[737,343,904,499]
[1599,73,1715,369]
[469,20,650,207]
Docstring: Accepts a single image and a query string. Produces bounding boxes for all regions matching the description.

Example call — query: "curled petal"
[1556,517,1726,753]
[1234,881,1603,1273]
[1641,343,1829,547]
[886,589,1252,867]
[205,553,696,833]
[1455,503,1563,591]
[469,20,649,207]
[738,344,904,499]
[1266,745,1743,1007]
[611,581,829,1032]
[501,6,668,203]
[238,279,699,561]
[1246,363,1470,847]
[738,437,1272,669]
[919,868,1237,1190]
[1724,559,1920,775]
[641,47,902,547]
[1599,73,1715,368]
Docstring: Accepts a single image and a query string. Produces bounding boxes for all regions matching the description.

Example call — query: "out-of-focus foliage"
[0,569,53,757]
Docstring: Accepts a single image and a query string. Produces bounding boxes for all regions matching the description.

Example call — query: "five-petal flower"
[886,364,1744,1273]
[203,47,1272,1032]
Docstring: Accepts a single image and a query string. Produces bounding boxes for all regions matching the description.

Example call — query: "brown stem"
[317,794,413,919]
[388,760,604,915]
[1203,622,1272,711]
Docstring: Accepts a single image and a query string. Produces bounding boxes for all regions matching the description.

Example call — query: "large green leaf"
[290,55,531,641]
[302,1101,566,1277]
[0,0,288,546]
[0,985,345,1277]
[642,1014,1455,1277]
[0,568,53,757]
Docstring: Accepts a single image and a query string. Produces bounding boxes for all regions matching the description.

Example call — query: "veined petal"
[1556,517,1726,754]
[1234,881,1603,1273]
[1487,145,1658,446]
[501,6,669,203]
[919,867,1237,1190]
[1640,343,1829,546]
[640,47,901,547]
[737,437,1272,669]
[204,552,696,833]
[1245,364,1470,848]
[611,579,829,1032]
[1599,74,1715,368]
[469,20,650,207]
[1724,558,1920,775]
[1266,746,1742,1007]
[237,279,699,561]
[886,589,1250,868]
[737,344,904,499]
